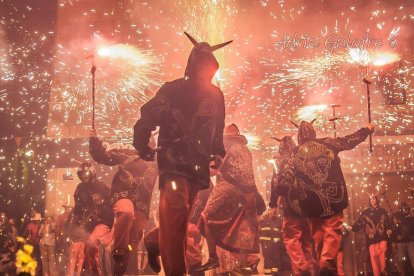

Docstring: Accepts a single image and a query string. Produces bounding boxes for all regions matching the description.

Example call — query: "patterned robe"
[199,134,265,253]
[278,122,371,218]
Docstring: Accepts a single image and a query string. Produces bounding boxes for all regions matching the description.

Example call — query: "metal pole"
[363,77,373,152]
[91,56,96,129]
[333,106,337,138]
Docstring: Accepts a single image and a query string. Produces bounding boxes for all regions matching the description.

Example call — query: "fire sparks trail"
[1,4,414,265]
[294,104,328,125]
[49,43,161,138]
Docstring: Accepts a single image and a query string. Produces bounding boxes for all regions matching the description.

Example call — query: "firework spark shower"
[0,1,413,275]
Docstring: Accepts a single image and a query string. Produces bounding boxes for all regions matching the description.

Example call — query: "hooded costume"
[279,121,371,218]
[278,121,371,275]
[133,32,229,190]
[133,32,231,276]
[199,124,265,261]
[89,136,158,275]
[270,136,315,276]
[269,135,301,215]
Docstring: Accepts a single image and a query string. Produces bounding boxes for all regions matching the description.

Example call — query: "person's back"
[290,121,372,218]
[133,32,231,276]
[279,120,373,276]
[135,77,225,190]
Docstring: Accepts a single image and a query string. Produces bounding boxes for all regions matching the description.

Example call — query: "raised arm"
[324,124,374,153]
[90,129,138,167]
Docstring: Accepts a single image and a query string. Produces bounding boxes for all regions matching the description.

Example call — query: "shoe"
[196,257,219,272]
[147,249,161,273]
[319,269,335,276]
[231,266,254,275]
[113,251,128,276]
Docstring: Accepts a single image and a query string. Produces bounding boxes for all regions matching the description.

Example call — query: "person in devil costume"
[197,124,266,272]
[278,120,374,276]
[89,129,158,276]
[133,32,231,275]
[73,160,113,275]
[270,136,316,276]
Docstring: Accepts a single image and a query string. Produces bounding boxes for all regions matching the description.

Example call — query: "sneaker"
[113,251,128,276]
[147,249,161,273]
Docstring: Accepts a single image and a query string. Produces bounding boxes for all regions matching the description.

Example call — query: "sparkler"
[50,43,161,138]
[347,48,401,152]
[90,55,96,129]
[363,77,373,152]
[294,104,328,125]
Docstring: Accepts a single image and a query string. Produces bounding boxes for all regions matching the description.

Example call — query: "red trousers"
[113,199,147,255]
[369,240,387,276]
[282,217,315,276]
[308,211,344,273]
[337,251,344,276]
[68,241,85,276]
[85,224,112,275]
[159,176,198,276]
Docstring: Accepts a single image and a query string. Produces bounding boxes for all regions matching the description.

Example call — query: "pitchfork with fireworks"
[347,48,400,152]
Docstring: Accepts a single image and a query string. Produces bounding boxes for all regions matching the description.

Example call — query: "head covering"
[76,160,96,180]
[292,120,316,145]
[273,136,296,156]
[368,195,380,208]
[31,213,42,221]
[400,202,410,213]
[224,123,240,136]
[116,166,134,187]
[184,32,232,81]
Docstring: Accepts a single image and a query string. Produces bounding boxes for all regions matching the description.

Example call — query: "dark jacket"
[352,206,391,246]
[278,122,371,218]
[89,136,158,218]
[269,136,300,217]
[133,78,226,190]
[73,179,113,232]
[270,157,304,217]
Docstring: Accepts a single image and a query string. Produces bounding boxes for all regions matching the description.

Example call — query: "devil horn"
[271,136,282,142]
[291,121,299,128]
[310,118,317,125]
[184,32,198,46]
[210,40,233,51]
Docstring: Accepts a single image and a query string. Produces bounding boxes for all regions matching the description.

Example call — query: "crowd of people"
[1,32,414,276]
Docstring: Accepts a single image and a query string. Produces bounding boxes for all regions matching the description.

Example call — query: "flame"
[372,51,400,66]
[295,104,328,123]
[347,48,400,67]
[97,44,153,67]
[244,133,261,150]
